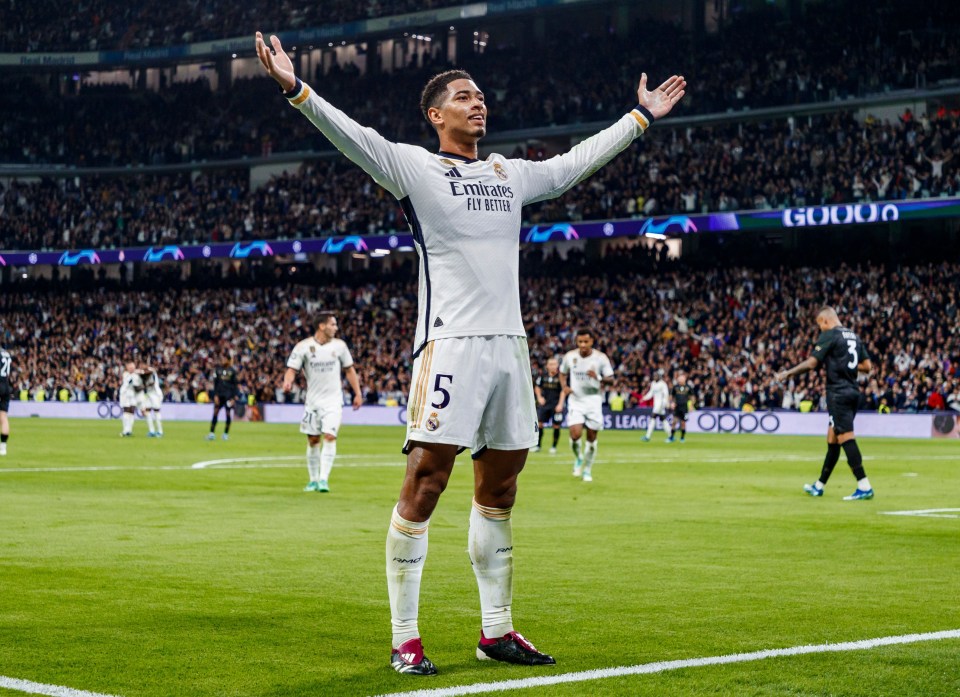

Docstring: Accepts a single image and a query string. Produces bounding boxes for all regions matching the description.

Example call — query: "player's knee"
[307,435,321,446]
[323,434,337,442]
[477,481,518,509]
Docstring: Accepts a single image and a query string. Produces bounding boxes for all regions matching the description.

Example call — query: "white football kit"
[119,370,143,409]
[142,370,163,410]
[285,79,652,453]
[286,336,354,437]
[643,379,670,416]
[560,349,614,431]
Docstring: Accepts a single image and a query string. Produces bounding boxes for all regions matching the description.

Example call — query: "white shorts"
[405,336,538,455]
[119,391,138,409]
[300,401,343,437]
[567,395,604,431]
[146,391,163,410]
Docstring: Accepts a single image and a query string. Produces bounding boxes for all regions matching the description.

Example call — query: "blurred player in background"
[642,370,673,442]
[776,306,875,500]
[283,314,362,493]
[257,28,684,675]
[119,360,143,437]
[142,366,164,438]
[671,372,693,442]
[533,357,564,453]
[208,357,239,441]
[560,329,614,482]
[0,346,13,456]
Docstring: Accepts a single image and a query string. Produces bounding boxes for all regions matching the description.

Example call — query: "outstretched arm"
[775,357,818,383]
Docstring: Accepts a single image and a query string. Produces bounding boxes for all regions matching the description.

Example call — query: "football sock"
[857,476,873,491]
[571,438,581,460]
[319,439,336,481]
[122,412,134,434]
[145,411,156,433]
[663,418,673,438]
[224,410,232,434]
[386,505,429,649]
[680,427,686,439]
[469,500,514,639]
[306,444,321,482]
[841,440,866,482]
[210,409,219,432]
[582,440,598,474]
[819,443,842,484]
[813,480,825,491]
[646,419,655,439]
[552,427,560,448]
[0,433,7,443]
[536,428,543,448]
[154,412,163,435]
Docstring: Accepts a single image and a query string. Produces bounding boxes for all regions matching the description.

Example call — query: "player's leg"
[388,441,458,675]
[678,414,687,442]
[304,433,322,491]
[551,412,562,453]
[208,398,220,439]
[222,400,233,439]
[568,421,584,475]
[121,406,136,436]
[581,427,599,481]
[144,407,156,436]
[319,432,338,491]
[0,408,9,456]
[153,405,164,436]
[804,425,840,497]
[643,412,656,441]
[836,394,872,499]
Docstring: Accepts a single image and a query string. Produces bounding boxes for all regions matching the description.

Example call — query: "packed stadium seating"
[2,259,957,415]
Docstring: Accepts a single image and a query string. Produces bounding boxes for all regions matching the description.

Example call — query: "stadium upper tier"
[2,110,957,252]
[2,0,959,167]
[1,260,957,416]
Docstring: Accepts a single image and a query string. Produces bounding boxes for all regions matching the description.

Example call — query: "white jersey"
[286,80,652,356]
[560,349,614,404]
[643,379,670,414]
[143,370,163,398]
[119,370,143,405]
[286,337,354,409]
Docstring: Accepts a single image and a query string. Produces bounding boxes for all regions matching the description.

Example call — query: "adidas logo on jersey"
[444,167,462,178]
[433,317,444,327]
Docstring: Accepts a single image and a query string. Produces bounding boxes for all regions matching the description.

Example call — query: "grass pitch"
[0,418,958,696]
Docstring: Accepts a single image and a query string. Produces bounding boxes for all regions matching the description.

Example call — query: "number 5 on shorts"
[431,374,453,409]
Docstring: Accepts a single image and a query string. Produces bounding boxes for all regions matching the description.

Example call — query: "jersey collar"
[437,150,480,164]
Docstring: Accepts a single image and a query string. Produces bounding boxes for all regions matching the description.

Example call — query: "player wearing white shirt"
[141,368,164,438]
[642,371,673,442]
[559,329,615,482]
[0,347,13,456]
[283,314,362,493]
[257,29,685,675]
[118,361,143,437]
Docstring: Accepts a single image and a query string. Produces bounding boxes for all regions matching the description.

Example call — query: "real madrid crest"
[493,162,508,181]
[309,346,316,354]
[425,412,440,432]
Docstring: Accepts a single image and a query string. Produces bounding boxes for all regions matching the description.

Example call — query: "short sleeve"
[338,342,355,369]
[286,345,303,371]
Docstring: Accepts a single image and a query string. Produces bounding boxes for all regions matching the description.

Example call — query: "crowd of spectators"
[2,0,959,167]
[3,108,958,252]
[1,0,469,53]
[1,256,958,418]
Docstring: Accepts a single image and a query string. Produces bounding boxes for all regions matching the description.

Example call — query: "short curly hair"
[420,69,474,122]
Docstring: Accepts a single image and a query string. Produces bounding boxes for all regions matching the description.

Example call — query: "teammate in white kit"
[257,29,685,675]
[141,367,164,438]
[642,370,673,442]
[283,314,362,493]
[118,361,143,437]
[559,329,615,482]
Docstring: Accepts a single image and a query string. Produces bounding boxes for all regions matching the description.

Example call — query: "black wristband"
[635,104,655,125]
[281,77,303,99]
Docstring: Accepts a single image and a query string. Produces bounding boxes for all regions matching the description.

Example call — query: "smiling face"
[429,78,487,140]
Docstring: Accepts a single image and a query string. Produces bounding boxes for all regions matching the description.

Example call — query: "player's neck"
[437,136,478,161]
[314,332,332,345]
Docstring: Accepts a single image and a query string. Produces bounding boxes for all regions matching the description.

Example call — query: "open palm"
[637,73,686,121]
[255,31,296,93]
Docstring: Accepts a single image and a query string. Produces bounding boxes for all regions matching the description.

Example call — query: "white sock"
[386,505,429,648]
[571,438,581,460]
[320,439,337,482]
[306,444,321,482]
[469,500,514,639]
[154,412,163,435]
[145,411,155,433]
[646,418,655,438]
[122,412,134,434]
[814,480,824,490]
[583,440,598,474]
[858,477,872,491]
[663,418,672,438]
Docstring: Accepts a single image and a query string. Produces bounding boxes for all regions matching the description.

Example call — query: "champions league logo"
[321,236,369,254]
[58,250,101,266]
[143,246,185,262]
[524,224,580,243]
[230,241,275,258]
[639,216,698,234]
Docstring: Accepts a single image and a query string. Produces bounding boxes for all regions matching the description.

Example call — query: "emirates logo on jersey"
[493,162,508,181]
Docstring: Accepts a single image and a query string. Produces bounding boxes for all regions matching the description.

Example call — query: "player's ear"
[427,105,444,128]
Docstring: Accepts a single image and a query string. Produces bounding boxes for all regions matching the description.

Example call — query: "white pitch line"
[880,508,960,519]
[0,675,121,697]
[371,629,960,697]
[0,459,403,474]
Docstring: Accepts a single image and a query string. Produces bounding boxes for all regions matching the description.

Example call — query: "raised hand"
[637,73,686,121]
[255,31,296,93]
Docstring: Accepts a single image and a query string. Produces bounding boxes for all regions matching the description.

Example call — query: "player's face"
[125,362,135,372]
[438,79,487,139]
[576,334,593,355]
[678,374,687,385]
[815,314,830,331]
[320,318,338,339]
[546,358,559,375]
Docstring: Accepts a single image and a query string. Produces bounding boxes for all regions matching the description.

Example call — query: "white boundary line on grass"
[0,675,120,697]
[0,456,404,474]
[880,508,960,519]
[371,628,960,697]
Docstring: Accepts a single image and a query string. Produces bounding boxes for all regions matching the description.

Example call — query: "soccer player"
[533,357,564,453]
[559,329,615,482]
[0,346,13,456]
[775,306,875,500]
[142,366,164,438]
[119,361,143,437]
[256,29,684,675]
[671,372,694,442]
[282,314,362,493]
[642,370,673,442]
[208,358,239,441]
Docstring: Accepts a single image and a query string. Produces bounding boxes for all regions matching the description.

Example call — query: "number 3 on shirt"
[431,374,453,409]
[846,340,858,369]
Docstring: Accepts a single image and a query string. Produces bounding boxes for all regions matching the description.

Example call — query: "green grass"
[0,418,958,696]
